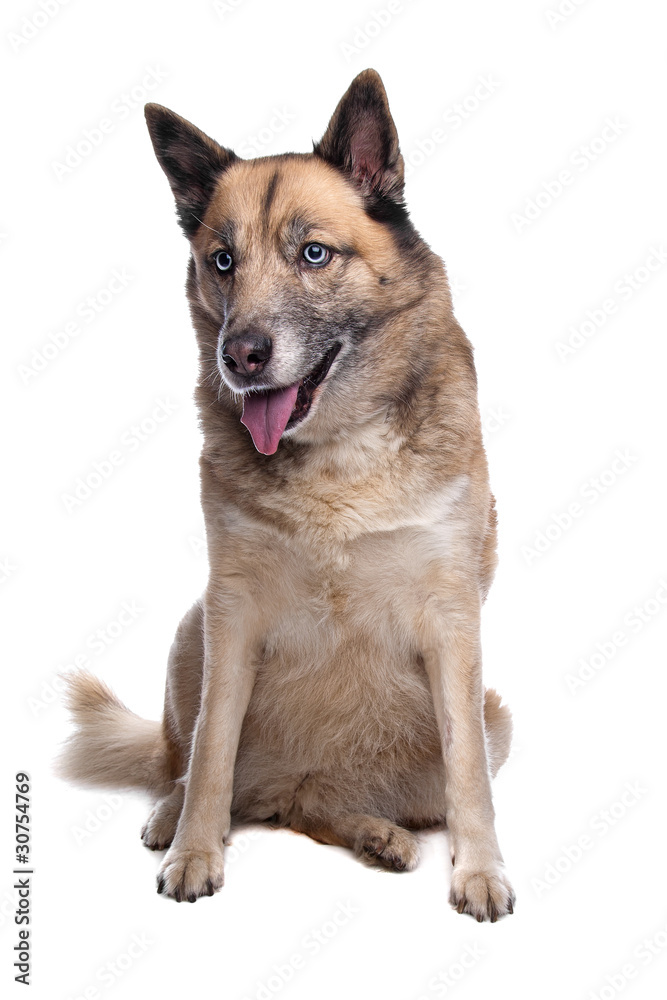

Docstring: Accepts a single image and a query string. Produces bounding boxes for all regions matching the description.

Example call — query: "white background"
[2,1,666,998]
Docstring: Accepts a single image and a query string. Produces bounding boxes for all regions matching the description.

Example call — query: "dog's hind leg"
[298,813,420,872]
[286,777,420,873]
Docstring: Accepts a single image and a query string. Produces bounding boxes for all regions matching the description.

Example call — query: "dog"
[57,69,515,920]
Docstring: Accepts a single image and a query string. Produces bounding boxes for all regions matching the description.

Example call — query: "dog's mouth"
[240,343,341,455]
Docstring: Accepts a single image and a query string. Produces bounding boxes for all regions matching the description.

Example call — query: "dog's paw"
[356,821,420,873]
[141,802,179,852]
[156,847,224,902]
[449,866,515,922]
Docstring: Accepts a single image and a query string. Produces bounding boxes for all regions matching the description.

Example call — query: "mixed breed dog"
[57,69,514,921]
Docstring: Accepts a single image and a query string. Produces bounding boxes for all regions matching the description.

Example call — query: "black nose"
[221,333,272,375]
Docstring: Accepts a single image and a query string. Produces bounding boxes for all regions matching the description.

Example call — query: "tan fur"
[57,70,514,919]
[55,672,173,794]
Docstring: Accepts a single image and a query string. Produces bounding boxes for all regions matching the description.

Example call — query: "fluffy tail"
[55,671,172,795]
[484,687,513,778]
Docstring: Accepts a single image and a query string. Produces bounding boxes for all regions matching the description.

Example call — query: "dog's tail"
[55,671,173,795]
[484,687,513,778]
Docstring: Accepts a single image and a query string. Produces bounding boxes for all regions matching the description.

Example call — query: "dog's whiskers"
[190,214,227,241]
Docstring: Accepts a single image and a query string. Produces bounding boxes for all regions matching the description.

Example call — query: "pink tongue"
[241,383,300,455]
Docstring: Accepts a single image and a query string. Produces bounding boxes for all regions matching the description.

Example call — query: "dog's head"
[145,70,439,455]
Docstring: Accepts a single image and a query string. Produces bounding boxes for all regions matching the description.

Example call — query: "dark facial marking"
[262,170,281,230]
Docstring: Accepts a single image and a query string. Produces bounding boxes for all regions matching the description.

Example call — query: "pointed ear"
[313,69,404,203]
[144,104,238,238]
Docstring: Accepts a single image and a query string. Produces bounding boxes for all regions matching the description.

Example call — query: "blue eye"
[215,250,233,272]
[302,243,331,267]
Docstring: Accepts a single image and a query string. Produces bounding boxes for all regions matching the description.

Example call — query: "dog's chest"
[236,524,448,776]
[260,481,468,664]
[229,479,469,773]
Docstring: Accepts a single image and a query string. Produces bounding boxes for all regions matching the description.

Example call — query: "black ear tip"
[145,102,176,121]
[356,67,383,83]
[144,103,166,129]
[350,68,387,95]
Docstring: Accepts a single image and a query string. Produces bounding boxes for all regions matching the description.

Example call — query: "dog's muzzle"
[221,332,272,377]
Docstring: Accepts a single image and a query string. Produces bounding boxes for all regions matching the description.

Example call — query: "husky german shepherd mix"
[57,70,514,920]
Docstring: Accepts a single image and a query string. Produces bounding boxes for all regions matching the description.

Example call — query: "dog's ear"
[313,69,404,203]
[144,104,238,238]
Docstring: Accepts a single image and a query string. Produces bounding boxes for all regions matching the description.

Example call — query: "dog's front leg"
[157,597,256,902]
[420,582,514,921]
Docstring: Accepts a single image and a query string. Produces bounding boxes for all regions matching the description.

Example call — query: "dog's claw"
[450,866,515,921]
[357,824,419,873]
[157,848,225,902]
